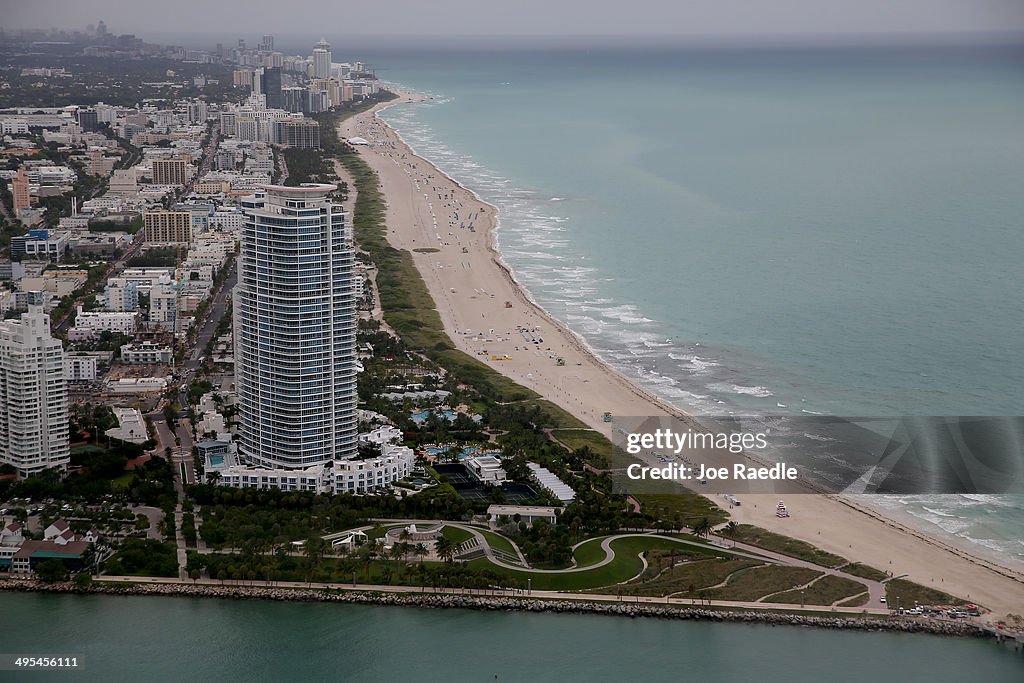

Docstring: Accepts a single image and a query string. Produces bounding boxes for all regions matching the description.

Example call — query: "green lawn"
[441,525,474,545]
[551,429,612,466]
[476,528,519,558]
[570,537,609,569]
[467,535,738,592]
[111,472,135,490]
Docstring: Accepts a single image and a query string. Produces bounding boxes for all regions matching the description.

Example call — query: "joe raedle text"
[626,462,799,482]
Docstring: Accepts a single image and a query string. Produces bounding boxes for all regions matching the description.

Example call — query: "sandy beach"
[338,92,1024,617]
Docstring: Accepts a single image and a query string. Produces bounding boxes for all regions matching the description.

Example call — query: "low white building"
[104,407,148,444]
[487,505,560,529]
[467,455,507,484]
[120,341,172,364]
[105,377,167,394]
[219,463,326,493]
[331,445,415,494]
[217,445,415,495]
[73,306,137,335]
[357,425,403,446]
[527,463,576,503]
[64,355,98,382]
[209,209,243,231]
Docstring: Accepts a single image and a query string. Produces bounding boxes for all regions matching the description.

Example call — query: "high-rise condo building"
[235,184,357,469]
[11,167,30,212]
[312,38,332,80]
[143,210,193,244]
[263,67,283,109]
[0,292,69,478]
[151,158,188,186]
[273,119,321,149]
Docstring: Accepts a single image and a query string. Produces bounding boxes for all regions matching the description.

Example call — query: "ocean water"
[350,43,1024,567]
[4,593,1022,681]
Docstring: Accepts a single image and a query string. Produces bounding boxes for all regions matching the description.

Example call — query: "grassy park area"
[763,574,868,606]
[726,524,847,568]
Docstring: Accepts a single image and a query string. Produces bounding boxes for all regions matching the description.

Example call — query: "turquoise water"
[411,409,457,423]
[371,46,1024,418]
[350,44,1024,567]
[425,445,484,459]
[4,593,1021,681]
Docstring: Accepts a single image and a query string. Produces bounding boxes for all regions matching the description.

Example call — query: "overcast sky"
[4,0,1024,39]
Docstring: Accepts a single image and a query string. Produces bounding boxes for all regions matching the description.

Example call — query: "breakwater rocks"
[1,580,985,638]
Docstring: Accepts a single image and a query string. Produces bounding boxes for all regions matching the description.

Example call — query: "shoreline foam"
[339,90,1024,616]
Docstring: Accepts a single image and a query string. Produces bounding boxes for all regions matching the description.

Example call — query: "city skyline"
[3,1,1023,38]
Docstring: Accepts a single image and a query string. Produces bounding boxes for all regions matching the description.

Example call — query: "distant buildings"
[235,184,357,470]
[10,229,71,260]
[143,210,192,244]
[103,279,139,312]
[312,38,332,79]
[263,67,282,109]
[187,100,208,124]
[0,293,69,477]
[76,108,99,132]
[11,167,31,213]
[151,158,188,186]
[273,118,320,149]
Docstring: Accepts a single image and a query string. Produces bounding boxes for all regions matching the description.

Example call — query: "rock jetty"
[0,580,987,638]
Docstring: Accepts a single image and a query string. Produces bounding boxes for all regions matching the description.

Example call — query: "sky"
[3,0,1024,40]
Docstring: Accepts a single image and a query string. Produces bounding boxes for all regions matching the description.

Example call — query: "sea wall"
[0,579,989,638]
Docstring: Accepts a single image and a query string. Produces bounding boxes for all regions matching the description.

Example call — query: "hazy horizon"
[3,0,1023,43]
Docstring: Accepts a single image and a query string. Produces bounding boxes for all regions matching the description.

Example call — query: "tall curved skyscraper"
[235,184,357,469]
[312,38,332,80]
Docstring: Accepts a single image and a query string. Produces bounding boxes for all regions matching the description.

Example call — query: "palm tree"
[414,543,428,564]
[722,521,739,547]
[436,536,455,563]
[692,517,712,539]
[304,535,326,585]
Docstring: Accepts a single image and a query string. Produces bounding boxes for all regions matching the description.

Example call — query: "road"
[53,235,144,335]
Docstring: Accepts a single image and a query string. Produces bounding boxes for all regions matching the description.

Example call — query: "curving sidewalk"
[328,519,885,606]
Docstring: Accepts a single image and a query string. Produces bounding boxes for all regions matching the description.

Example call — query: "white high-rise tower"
[0,292,69,477]
[312,38,332,80]
[235,184,357,469]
